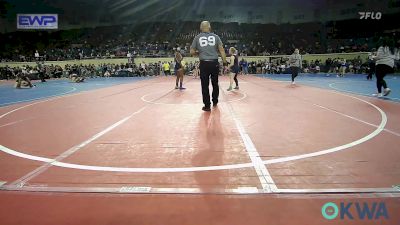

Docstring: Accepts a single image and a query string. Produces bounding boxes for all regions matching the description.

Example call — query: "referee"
[190,21,227,111]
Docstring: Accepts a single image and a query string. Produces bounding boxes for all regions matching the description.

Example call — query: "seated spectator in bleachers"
[104,70,111,77]
[139,62,147,76]
[315,65,320,73]
[339,59,347,77]
[70,73,85,83]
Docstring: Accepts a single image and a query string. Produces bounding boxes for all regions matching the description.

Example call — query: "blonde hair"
[229,47,237,54]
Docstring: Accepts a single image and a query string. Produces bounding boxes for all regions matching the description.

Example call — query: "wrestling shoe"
[372,93,383,97]
[202,106,211,111]
[383,88,391,96]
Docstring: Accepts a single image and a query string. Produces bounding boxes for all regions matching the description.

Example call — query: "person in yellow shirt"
[181,60,187,71]
[163,62,170,76]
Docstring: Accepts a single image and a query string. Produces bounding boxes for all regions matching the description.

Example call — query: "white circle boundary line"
[0,87,387,173]
[0,86,77,107]
[0,76,157,109]
[0,87,78,119]
[258,75,400,103]
[141,90,247,105]
[329,82,400,101]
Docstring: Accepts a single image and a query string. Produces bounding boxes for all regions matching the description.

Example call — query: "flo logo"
[359,12,382,19]
[321,202,389,220]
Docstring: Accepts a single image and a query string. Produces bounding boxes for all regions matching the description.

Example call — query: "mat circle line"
[0,89,387,173]
[141,90,247,105]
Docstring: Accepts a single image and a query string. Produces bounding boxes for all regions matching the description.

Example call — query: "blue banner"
[17,14,58,30]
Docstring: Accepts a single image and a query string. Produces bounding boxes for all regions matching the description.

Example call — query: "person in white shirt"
[159,61,164,76]
[139,62,147,76]
[338,59,346,77]
[315,65,320,73]
[104,70,111,77]
[127,52,132,64]
[373,38,398,97]
[280,64,286,74]
[34,50,39,61]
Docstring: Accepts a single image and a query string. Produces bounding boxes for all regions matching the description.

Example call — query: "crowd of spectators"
[1,19,399,63]
[1,17,399,82]
[3,53,395,81]
[0,59,207,80]
[233,55,373,75]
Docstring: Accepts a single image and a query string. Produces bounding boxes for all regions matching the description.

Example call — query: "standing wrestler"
[174,49,185,89]
[227,47,239,90]
[190,21,227,111]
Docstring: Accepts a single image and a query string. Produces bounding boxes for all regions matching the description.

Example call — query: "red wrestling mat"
[1,75,399,224]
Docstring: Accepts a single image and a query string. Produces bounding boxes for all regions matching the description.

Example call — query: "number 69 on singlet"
[199,36,216,47]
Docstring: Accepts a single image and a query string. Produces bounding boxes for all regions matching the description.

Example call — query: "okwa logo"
[321,202,389,220]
